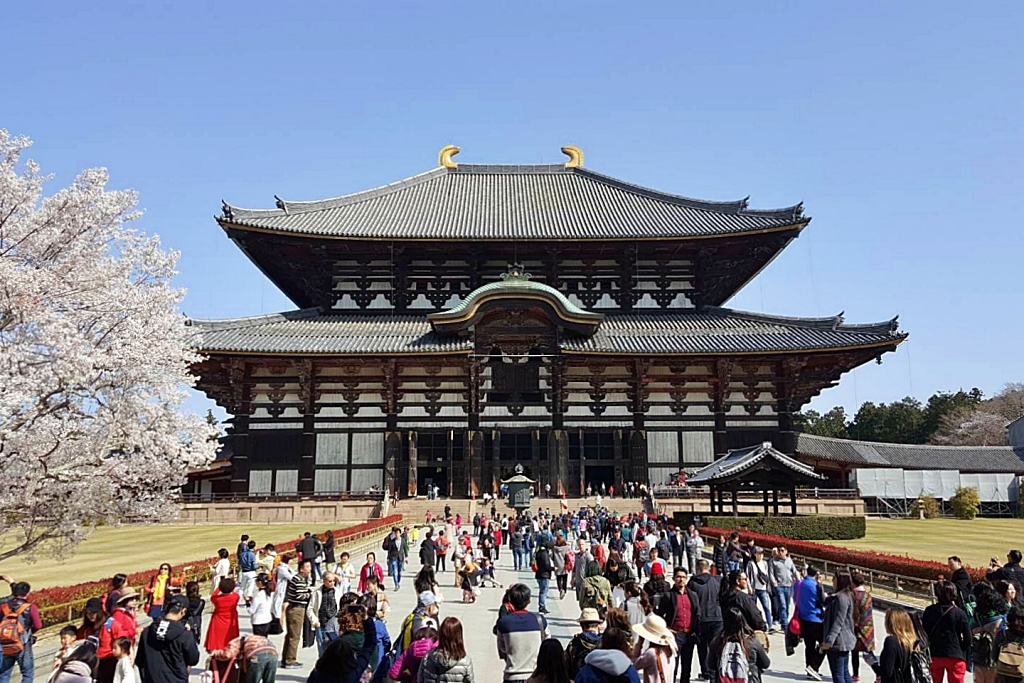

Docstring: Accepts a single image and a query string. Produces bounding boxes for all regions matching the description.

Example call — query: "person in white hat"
[566,608,604,680]
[631,614,677,683]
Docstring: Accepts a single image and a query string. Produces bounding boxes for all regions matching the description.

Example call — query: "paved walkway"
[179,541,910,683]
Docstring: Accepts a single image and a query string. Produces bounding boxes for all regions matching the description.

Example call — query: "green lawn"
[0,523,347,590]
[835,518,1024,569]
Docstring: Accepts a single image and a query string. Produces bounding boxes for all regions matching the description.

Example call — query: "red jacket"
[97,608,138,659]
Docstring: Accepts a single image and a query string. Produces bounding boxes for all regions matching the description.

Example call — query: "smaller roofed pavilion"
[688,441,826,516]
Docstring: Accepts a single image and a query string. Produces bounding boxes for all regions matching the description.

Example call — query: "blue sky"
[4,1,1022,419]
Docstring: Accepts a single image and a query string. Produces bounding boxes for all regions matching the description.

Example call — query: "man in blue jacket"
[796,566,826,680]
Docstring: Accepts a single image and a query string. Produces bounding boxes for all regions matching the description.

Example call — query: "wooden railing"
[653,485,860,500]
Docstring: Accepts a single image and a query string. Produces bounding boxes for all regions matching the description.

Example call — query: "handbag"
[788,581,802,636]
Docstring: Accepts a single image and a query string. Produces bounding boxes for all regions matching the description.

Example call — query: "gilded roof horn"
[438,144,460,169]
[561,145,584,168]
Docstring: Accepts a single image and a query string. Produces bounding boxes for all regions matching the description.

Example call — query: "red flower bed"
[703,525,986,582]
[31,514,402,628]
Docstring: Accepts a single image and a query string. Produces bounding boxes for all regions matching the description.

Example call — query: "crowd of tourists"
[10,505,1024,683]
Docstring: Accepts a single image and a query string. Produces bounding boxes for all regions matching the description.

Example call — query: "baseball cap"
[417,591,437,607]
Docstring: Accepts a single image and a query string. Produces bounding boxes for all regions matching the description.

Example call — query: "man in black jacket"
[720,569,766,633]
[688,559,723,680]
[136,597,200,683]
[535,542,555,614]
[947,556,974,608]
[419,531,437,568]
[987,550,1024,598]
[643,563,676,624]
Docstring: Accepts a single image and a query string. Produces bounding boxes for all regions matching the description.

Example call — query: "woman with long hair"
[821,569,858,683]
[324,530,336,570]
[414,565,444,604]
[719,570,766,633]
[631,614,677,683]
[707,607,770,683]
[850,572,875,683]
[185,580,206,642]
[870,608,922,683]
[526,638,568,683]
[248,572,274,636]
[922,581,970,683]
[77,598,106,641]
[204,577,240,653]
[995,580,1018,606]
[418,617,474,683]
[573,628,641,683]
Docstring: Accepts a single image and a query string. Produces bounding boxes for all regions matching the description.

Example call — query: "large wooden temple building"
[189,145,906,498]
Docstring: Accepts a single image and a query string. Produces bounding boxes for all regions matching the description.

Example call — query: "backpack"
[997,640,1024,680]
[0,602,31,655]
[974,630,999,668]
[718,640,750,683]
[908,648,933,683]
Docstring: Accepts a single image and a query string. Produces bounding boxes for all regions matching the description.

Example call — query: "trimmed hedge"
[701,515,866,540]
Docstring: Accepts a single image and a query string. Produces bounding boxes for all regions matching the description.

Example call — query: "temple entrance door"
[418,467,448,497]
[584,465,615,494]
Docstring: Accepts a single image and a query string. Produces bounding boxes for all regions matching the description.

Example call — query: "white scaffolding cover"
[856,468,1018,502]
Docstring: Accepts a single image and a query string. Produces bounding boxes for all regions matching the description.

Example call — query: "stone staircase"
[391,495,648,522]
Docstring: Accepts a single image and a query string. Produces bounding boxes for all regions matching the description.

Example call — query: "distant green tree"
[796,406,850,438]
[848,397,925,443]
[950,487,981,520]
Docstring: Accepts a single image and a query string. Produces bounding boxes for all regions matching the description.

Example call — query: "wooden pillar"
[466,430,484,497]
[612,429,624,489]
[777,360,803,455]
[298,360,316,494]
[762,489,769,516]
[709,485,716,514]
[731,488,738,517]
[772,488,780,516]
[630,360,649,482]
[532,429,544,485]
[446,429,455,497]
[407,431,419,497]
[790,485,798,516]
[229,360,251,495]
[712,360,732,460]
[491,429,501,495]
[549,430,568,496]
[384,431,401,496]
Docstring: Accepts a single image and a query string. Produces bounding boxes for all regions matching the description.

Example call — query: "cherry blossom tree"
[0,130,216,561]
[931,407,1008,446]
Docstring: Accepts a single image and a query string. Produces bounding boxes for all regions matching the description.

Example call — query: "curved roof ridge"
[186,307,324,331]
[799,433,1014,452]
[574,168,805,220]
[707,306,901,335]
[223,167,448,219]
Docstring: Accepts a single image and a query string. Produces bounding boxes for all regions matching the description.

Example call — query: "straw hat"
[116,587,140,603]
[632,614,674,648]
[577,608,602,624]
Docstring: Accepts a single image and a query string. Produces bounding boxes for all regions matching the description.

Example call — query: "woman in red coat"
[358,551,385,593]
[204,577,240,653]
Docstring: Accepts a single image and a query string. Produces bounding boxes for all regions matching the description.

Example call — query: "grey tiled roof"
[689,442,825,484]
[563,308,903,354]
[797,433,1024,474]
[189,309,470,354]
[189,307,903,356]
[220,165,806,240]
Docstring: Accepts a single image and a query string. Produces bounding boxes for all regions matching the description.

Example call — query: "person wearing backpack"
[745,548,774,633]
[565,609,604,681]
[994,605,1024,683]
[923,582,971,683]
[706,607,770,683]
[869,608,929,683]
[973,584,1011,683]
[573,627,641,683]
[0,578,41,683]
